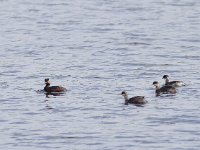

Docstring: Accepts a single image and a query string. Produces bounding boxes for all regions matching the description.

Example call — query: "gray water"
[0,0,200,149]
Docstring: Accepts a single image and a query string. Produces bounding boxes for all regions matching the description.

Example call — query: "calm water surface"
[0,0,200,149]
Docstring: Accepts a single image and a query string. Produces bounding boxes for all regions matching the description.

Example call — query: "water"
[0,0,200,149]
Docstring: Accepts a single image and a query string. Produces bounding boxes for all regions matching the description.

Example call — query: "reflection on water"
[45,92,66,98]
[36,89,66,98]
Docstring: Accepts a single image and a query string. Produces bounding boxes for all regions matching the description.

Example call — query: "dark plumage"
[121,91,147,105]
[162,75,185,87]
[153,81,176,96]
[44,78,66,93]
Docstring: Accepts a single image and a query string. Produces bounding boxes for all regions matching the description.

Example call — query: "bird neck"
[45,83,50,87]
[155,84,161,96]
[155,84,160,90]
[165,78,170,84]
[123,95,129,105]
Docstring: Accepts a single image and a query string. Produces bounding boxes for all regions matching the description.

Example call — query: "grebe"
[121,91,147,105]
[153,81,176,96]
[162,75,185,87]
[44,78,66,93]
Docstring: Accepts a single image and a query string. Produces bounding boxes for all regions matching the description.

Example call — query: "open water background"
[0,0,200,149]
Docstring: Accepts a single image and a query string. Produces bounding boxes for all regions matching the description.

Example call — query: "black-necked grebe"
[44,78,66,93]
[162,75,185,87]
[153,81,176,96]
[121,91,147,105]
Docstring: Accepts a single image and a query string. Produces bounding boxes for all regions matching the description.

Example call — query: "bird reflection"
[45,92,65,98]
[45,103,54,110]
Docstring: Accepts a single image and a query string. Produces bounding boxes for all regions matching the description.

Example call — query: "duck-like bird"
[162,75,185,87]
[121,91,147,105]
[44,78,66,93]
[153,81,176,96]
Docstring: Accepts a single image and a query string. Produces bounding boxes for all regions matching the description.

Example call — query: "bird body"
[121,91,147,105]
[44,85,66,93]
[162,75,185,87]
[127,96,146,104]
[44,78,66,93]
[153,81,176,96]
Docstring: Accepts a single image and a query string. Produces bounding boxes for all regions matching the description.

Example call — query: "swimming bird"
[152,81,176,96]
[121,91,147,105]
[162,75,185,87]
[44,78,66,93]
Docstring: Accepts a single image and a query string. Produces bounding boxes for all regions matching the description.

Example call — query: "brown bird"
[162,75,185,87]
[44,78,66,93]
[121,91,147,105]
[153,81,176,96]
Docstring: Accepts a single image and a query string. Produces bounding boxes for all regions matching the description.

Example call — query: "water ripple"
[0,0,200,149]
